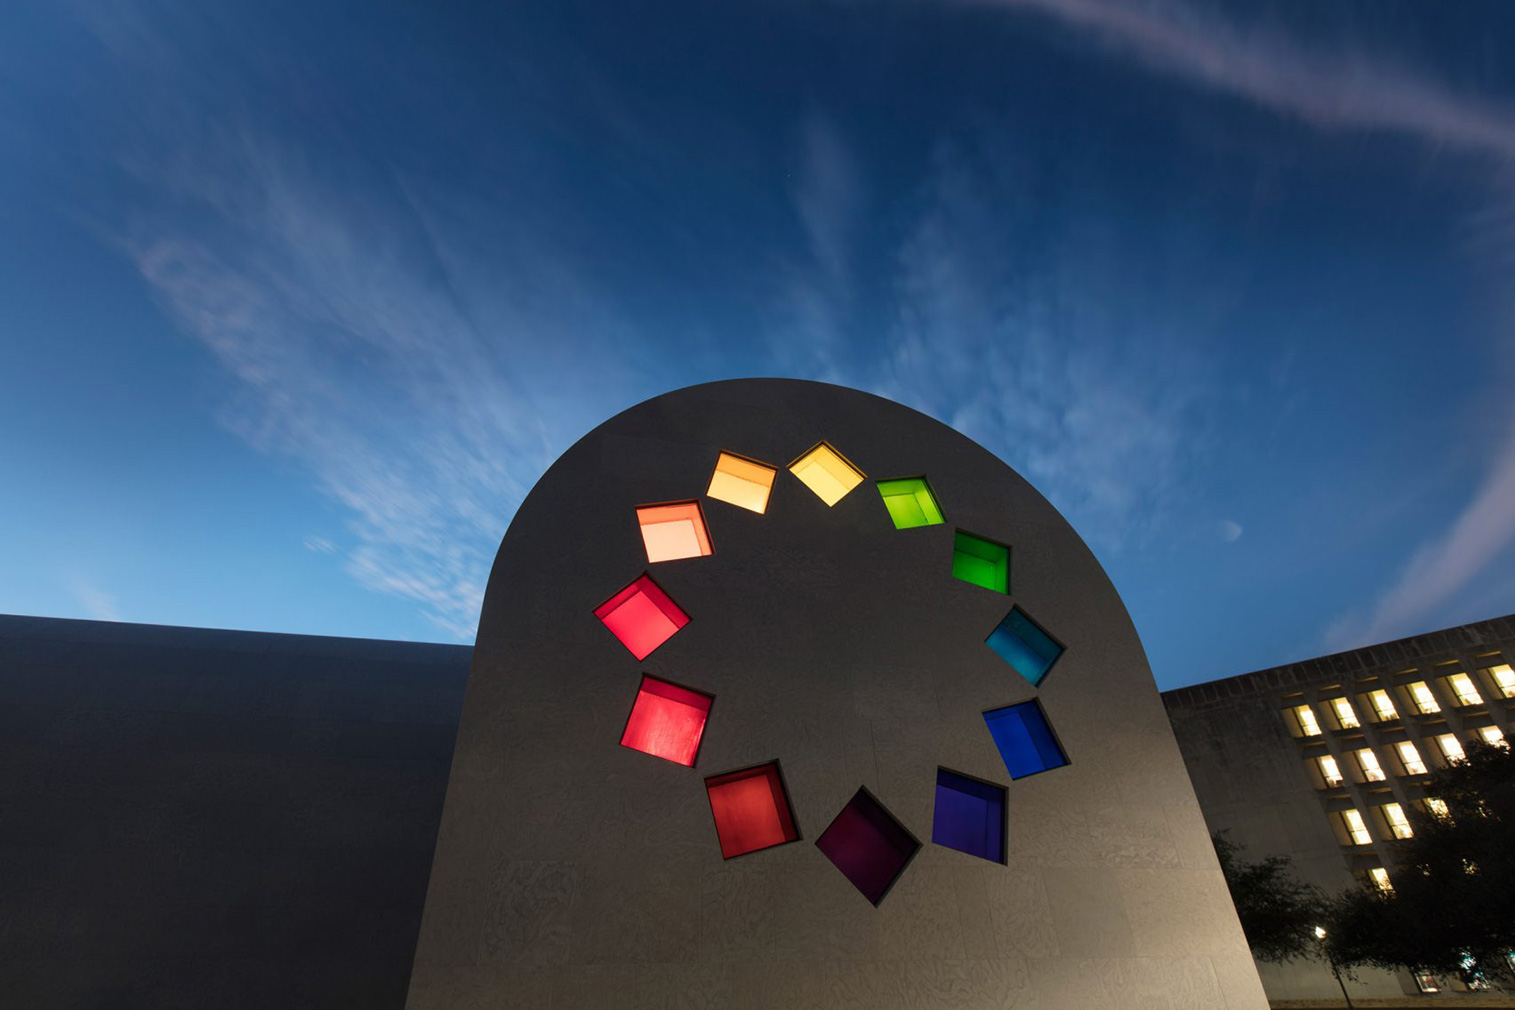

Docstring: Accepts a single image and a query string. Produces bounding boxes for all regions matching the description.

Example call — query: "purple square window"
[815,788,920,906]
[932,768,1006,863]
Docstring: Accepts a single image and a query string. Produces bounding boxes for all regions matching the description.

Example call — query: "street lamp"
[1314,926,1354,1008]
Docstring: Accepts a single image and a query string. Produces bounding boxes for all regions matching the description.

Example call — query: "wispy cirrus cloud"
[959,0,1515,161]
[123,128,570,639]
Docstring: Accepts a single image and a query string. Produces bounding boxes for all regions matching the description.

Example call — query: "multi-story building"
[1163,613,1515,1001]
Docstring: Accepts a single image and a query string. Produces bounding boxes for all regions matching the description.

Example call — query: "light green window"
[876,477,944,529]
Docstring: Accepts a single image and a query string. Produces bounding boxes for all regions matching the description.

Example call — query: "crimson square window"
[815,788,920,906]
[705,762,799,859]
[594,574,689,660]
[620,675,712,767]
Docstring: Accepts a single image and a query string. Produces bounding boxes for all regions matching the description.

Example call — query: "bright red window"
[620,676,713,766]
[705,762,799,859]
[594,575,689,660]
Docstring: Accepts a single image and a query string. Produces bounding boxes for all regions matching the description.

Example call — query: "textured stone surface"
[0,615,470,1010]
[407,378,1267,1009]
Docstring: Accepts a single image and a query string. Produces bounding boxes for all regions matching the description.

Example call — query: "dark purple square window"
[932,768,1006,864]
[815,788,920,906]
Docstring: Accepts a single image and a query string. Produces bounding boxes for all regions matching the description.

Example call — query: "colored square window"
[932,769,1006,863]
[705,762,799,859]
[636,501,713,563]
[815,788,920,906]
[986,607,1063,686]
[983,700,1068,779]
[789,442,864,506]
[707,452,778,514]
[952,531,1009,593]
[877,477,945,529]
[594,575,689,660]
[620,675,712,766]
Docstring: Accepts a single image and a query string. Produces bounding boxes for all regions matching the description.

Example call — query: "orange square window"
[636,501,713,563]
[594,575,689,660]
[620,675,713,766]
[707,452,778,514]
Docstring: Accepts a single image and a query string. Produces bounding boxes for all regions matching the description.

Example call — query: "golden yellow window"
[1477,726,1504,746]
[1382,803,1412,839]
[1354,748,1385,782]
[1330,697,1359,729]
[1363,689,1398,721]
[1486,663,1515,698]
[1290,704,1321,737]
[1445,673,1483,707]
[1395,741,1427,776]
[1407,681,1441,714]
[1435,733,1464,763]
[1340,809,1371,846]
[788,442,864,506]
[1317,755,1343,787]
[1368,867,1392,892]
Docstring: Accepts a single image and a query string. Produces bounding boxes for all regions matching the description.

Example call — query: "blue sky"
[2,0,1514,688]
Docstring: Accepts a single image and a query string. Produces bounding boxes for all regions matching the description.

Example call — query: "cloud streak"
[960,0,1515,161]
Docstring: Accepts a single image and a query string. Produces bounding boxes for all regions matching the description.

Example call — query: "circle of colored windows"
[594,440,1072,905]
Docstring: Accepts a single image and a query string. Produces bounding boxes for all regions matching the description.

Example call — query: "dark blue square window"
[932,769,1006,863]
[983,700,1068,779]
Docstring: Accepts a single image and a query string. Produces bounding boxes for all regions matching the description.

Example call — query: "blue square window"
[983,701,1068,779]
[986,607,1063,686]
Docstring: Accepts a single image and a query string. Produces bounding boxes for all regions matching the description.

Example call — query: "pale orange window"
[636,501,713,563]
[707,452,777,514]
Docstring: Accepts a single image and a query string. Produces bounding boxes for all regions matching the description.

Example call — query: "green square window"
[952,531,1009,593]
[877,477,944,529]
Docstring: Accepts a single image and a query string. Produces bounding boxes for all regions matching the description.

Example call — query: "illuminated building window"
[986,607,1063,686]
[1424,798,1449,819]
[619,675,712,767]
[707,452,777,514]
[704,762,799,859]
[594,574,689,660]
[1354,748,1385,782]
[1290,704,1322,738]
[815,788,920,906]
[1368,867,1392,892]
[1381,803,1412,840]
[1434,733,1465,764]
[1445,672,1483,707]
[1486,663,1515,698]
[1478,725,1505,746]
[1407,681,1441,715]
[1364,689,1398,721]
[1317,755,1343,788]
[1414,972,1441,994]
[1340,809,1371,846]
[983,700,1068,779]
[952,531,1010,593]
[1329,697,1359,729]
[789,442,864,507]
[1395,741,1428,776]
[876,477,944,529]
[932,769,1006,864]
[636,501,713,564]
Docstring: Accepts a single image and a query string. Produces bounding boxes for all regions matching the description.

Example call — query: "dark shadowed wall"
[0,615,470,1010]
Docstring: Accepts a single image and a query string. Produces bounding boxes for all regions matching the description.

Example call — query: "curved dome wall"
[406,378,1267,1009]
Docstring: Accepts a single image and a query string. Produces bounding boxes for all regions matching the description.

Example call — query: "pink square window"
[620,676,713,767]
[594,574,689,660]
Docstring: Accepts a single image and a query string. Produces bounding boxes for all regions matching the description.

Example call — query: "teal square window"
[877,477,944,529]
[952,531,1009,593]
[986,606,1063,686]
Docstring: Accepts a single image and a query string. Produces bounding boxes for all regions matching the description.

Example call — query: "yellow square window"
[789,442,865,506]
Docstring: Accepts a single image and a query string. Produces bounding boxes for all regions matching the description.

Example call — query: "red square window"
[594,575,689,660]
[620,676,713,766]
[705,762,799,859]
